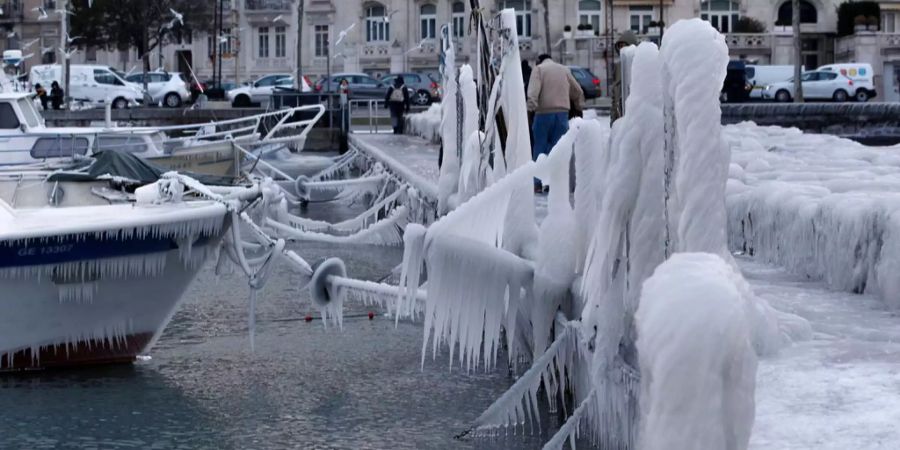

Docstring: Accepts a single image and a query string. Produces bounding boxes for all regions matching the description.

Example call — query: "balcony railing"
[724,33,771,51]
[880,32,900,48]
[245,0,292,11]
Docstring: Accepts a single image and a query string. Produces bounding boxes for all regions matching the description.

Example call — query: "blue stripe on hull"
[0,235,185,268]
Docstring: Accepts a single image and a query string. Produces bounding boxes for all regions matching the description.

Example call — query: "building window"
[452,2,466,38]
[366,4,390,42]
[222,28,232,55]
[700,1,739,33]
[776,1,817,25]
[503,0,532,38]
[420,4,437,40]
[258,26,269,58]
[314,25,329,57]
[884,12,899,33]
[208,28,232,56]
[176,27,193,45]
[578,0,601,32]
[629,6,654,34]
[41,36,56,64]
[275,26,286,58]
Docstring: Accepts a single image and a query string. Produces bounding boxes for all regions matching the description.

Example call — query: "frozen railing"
[135,104,327,149]
[348,99,388,134]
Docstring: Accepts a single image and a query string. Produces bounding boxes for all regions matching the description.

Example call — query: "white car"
[817,63,877,102]
[227,74,294,107]
[125,72,191,108]
[762,71,858,102]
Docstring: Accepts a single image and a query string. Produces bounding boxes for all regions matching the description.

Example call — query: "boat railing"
[140,104,327,148]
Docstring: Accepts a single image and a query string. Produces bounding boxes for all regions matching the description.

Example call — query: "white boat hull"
[0,243,218,371]
[0,199,228,371]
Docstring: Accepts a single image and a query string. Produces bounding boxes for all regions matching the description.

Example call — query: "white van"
[29,64,143,109]
[746,65,797,99]
[817,63,877,101]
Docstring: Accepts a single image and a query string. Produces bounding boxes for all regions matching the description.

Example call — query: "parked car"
[568,66,601,99]
[746,65,798,100]
[227,73,294,107]
[124,71,191,108]
[315,72,388,100]
[720,60,752,103]
[380,73,441,105]
[762,70,858,102]
[30,64,143,109]
[817,63,876,101]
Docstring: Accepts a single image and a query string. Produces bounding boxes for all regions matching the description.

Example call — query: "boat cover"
[49,151,235,186]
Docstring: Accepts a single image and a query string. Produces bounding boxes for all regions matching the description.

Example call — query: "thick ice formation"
[421,233,533,372]
[405,103,442,144]
[660,18,731,258]
[637,253,757,450]
[437,28,461,214]
[725,122,900,308]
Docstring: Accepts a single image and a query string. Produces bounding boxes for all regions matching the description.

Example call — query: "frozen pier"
[348,133,441,203]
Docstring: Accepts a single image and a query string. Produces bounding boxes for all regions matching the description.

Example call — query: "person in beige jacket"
[527,54,584,190]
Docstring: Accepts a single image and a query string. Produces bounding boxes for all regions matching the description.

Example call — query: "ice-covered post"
[497,8,538,258]
[437,25,460,214]
[660,19,731,258]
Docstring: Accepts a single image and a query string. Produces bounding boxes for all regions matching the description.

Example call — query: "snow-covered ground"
[744,257,900,449]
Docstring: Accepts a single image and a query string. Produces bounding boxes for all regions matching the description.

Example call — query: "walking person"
[527,54,584,192]
[50,81,64,110]
[385,76,410,134]
[34,83,48,110]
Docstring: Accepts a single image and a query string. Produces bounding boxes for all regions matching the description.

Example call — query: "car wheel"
[164,93,182,108]
[855,89,869,102]
[233,94,251,108]
[112,97,129,109]
[833,89,849,102]
[775,90,792,103]
[414,90,431,106]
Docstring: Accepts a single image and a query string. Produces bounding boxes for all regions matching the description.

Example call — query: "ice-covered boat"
[0,162,234,371]
[0,92,325,178]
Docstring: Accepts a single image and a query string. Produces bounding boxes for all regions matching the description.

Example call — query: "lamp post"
[296,0,304,88]
[792,0,803,103]
[60,0,69,104]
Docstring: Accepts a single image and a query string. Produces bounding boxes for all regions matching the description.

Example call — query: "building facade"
[1,0,899,100]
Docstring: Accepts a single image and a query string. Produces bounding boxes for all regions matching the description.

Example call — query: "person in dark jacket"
[385,76,410,134]
[34,83,48,110]
[521,60,532,93]
[50,81,64,110]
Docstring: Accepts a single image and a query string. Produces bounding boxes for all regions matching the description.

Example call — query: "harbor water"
[0,201,552,450]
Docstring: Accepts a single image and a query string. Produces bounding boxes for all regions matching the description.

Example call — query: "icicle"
[396,223,427,324]
[420,233,533,372]
[267,205,409,246]
[249,287,257,352]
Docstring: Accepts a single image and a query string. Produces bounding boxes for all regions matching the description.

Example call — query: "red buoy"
[304,315,313,322]
[368,311,375,320]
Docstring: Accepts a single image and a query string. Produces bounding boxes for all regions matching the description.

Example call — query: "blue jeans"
[532,112,569,186]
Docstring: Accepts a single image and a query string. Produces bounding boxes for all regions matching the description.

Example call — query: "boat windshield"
[16,97,41,128]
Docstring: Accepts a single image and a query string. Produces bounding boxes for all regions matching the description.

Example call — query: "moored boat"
[0,165,232,371]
